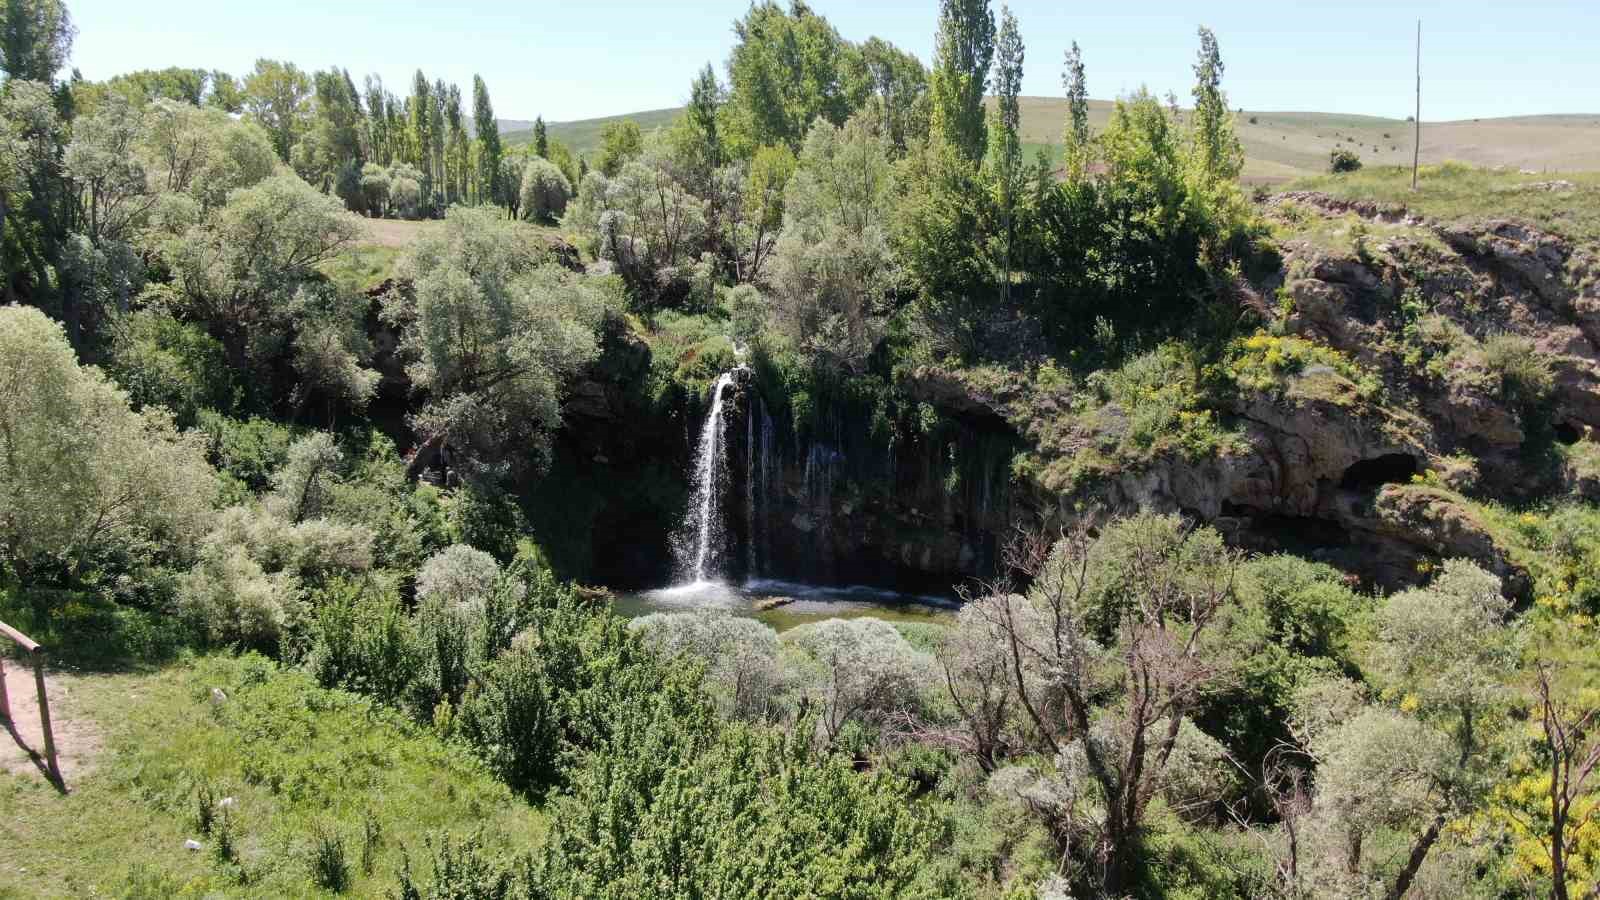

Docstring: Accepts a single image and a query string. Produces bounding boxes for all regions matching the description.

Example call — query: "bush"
[107,310,235,424]
[416,544,502,611]
[310,824,351,892]
[458,644,559,798]
[520,157,572,224]
[1329,149,1363,173]
[632,610,783,719]
[308,578,419,706]
[1481,331,1553,411]
[780,617,933,743]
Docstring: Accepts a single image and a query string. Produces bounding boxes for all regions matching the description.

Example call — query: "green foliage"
[389,206,607,475]
[595,119,642,177]
[722,1,870,156]
[1329,147,1363,173]
[928,0,996,164]
[1481,331,1554,413]
[458,642,559,798]
[309,577,419,706]
[770,115,897,374]
[311,823,351,892]
[519,156,571,224]
[107,309,235,424]
[1227,330,1381,404]
[0,305,216,587]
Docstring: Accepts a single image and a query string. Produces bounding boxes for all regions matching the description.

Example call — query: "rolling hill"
[501,98,1600,182]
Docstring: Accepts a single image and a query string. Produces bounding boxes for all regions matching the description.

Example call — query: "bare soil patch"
[2,661,104,786]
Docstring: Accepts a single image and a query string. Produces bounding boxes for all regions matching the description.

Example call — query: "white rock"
[219,796,237,809]
[210,688,227,705]
[184,839,203,851]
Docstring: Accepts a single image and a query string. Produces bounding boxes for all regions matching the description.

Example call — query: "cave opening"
[1340,453,1419,490]
[1554,421,1582,445]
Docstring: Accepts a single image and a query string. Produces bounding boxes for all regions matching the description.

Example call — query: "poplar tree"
[987,6,1023,306]
[1061,41,1090,180]
[1190,26,1242,183]
[684,63,721,170]
[533,116,548,159]
[928,0,995,164]
[472,75,502,208]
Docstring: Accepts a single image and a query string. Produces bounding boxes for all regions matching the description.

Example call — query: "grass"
[0,654,542,898]
[1284,163,1600,242]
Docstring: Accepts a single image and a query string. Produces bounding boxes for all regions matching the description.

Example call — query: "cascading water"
[675,371,736,583]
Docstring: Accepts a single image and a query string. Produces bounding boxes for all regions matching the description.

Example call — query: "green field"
[503,97,1600,181]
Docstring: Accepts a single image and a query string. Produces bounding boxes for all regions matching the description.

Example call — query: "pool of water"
[611,578,960,631]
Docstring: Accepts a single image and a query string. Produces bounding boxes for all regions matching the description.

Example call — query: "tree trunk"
[1386,814,1443,900]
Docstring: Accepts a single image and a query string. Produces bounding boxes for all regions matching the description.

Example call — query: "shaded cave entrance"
[1340,454,1418,490]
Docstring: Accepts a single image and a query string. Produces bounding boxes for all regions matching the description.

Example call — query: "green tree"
[532,115,547,159]
[722,1,868,156]
[0,305,215,591]
[928,0,995,164]
[159,174,362,384]
[734,144,794,283]
[471,76,502,208]
[595,119,642,177]
[519,156,571,223]
[986,5,1024,307]
[206,69,243,113]
[1061,41,1090,180]
[682,63,721,173]
[0,0,72,83]
[770,116,895,373]
[860,36,929,157]
[1189,26,1242,184]
[385,207,608,477]
[242,58,311,162]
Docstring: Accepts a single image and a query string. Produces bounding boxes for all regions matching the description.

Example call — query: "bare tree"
[1535,663,1600,900]
[968,513,1241,894]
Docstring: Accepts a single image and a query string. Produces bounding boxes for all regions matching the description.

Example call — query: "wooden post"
[0,620,61,789]
[0,650,10,722]
[32,649,60,785]
[1412,20,1422,191]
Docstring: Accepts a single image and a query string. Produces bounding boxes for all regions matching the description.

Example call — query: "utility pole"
[1412,19,1421,191]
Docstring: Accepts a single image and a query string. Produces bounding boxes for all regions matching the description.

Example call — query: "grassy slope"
[1284,164,1600,243]
[0,656,541,898]
[504,107,683,155]
[504,97,1600,180]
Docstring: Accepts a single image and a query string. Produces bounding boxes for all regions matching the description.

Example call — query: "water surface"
[612,578,958,631]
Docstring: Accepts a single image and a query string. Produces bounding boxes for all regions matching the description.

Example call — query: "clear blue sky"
[67,0,1599,123]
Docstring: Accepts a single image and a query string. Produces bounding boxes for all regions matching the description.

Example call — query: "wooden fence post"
[0,620,62,789]
[0,650,10,722]
[32,649,60,785]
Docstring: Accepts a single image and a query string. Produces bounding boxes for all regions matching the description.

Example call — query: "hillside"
[501,107,681,154]
[503,97,1600,181]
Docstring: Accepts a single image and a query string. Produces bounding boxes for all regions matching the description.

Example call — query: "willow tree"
[0,305,215,595]
[385,207,607,479]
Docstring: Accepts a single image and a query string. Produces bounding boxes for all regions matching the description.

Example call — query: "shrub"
[178,542,292,651]
[781,617,933,742]
[1481,331,1553,411]
[308,578,419,706]
[1329,148,1362,173]
[107,310,234,424]
[416,544,502,611]
[519,157,572,223]
[632,610,783,719]
[310,824,350,893]
[458,644,559,798]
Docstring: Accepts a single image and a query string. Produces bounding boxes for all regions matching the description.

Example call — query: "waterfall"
[676,371,736,583]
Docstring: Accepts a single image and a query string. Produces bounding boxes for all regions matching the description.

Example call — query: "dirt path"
[1,659,103,787]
